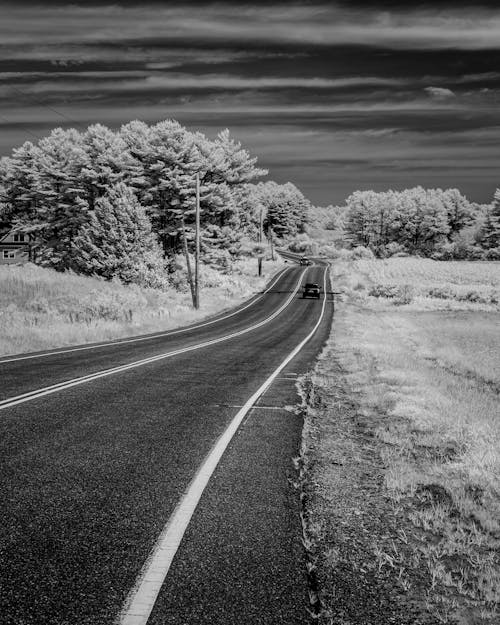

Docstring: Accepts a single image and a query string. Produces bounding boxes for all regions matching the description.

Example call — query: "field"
[0,257,284,357]
[303,258,500,624]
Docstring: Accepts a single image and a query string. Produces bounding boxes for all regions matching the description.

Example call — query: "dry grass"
[306,258,500,623]
[343,257,500,310]
[0,256,284,356]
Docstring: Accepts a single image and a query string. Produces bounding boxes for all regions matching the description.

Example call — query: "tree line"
[0,121,310,287]
[344,186,500,259]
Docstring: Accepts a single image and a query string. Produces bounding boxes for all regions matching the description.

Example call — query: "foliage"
[480,189,500,249]
[0,120,272,281]
[344,186,489,259]
[71,183,167,288]
[255,180,311,238]
[351,245,375,259]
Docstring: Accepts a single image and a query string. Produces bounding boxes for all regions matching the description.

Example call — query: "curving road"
[0,261,333,625]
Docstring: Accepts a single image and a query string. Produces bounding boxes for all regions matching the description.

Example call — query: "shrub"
[369,283,414,304]
[457,290,485,304]
[351,245,375,259]
[288,234,313,253]
[427,286,455,300]
[317,244,340,258]
[484,247,500,260]
[393,284,415,305]
[369,284,401,298]
[203,248,233,273]
[380,242,408,258]
[338,249,354,261]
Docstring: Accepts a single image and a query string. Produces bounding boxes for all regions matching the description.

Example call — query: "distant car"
[299,257,312,265]
[302,283,321,299]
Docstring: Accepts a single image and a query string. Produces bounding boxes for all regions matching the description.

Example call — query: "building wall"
[0,247,30,265]
[0,232,32,265]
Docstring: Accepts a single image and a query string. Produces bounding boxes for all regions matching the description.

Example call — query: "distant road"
[0,261,333,625]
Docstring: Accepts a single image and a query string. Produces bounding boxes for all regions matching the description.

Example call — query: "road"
[0,261,333,625]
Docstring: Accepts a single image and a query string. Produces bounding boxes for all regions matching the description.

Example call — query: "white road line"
[0,267,290,365]
[0,269,307,412]
[118,266,328,625]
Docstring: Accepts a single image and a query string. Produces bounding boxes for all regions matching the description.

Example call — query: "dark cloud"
[0,1,498,204]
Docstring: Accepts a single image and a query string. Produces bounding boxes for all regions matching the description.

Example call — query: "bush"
[338,249,354,261]
[369,283,414,304]
[317,244,340,258]
[427,286,455,300]
[484,247,500,260]
[203,248,233,273]
[351,245,375,259]
[288,234,313,253]
[393,284,415,305]
[379,242,408,258]
[457,290,486,304]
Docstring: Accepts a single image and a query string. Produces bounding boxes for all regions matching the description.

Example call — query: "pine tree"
[258,181,310,238]
[481,189,500,249]
[441,188,475,238]
[71,183,166,287]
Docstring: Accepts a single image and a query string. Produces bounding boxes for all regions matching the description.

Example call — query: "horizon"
[1,1,499,206]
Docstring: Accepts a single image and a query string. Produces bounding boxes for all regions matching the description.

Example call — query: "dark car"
[299,257,312,265]
[302,283,321,299]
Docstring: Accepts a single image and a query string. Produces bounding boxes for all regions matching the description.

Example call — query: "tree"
[481,189,500,249]
[441,188,475,238]
[257,181,310,238]
[71,183,165,287]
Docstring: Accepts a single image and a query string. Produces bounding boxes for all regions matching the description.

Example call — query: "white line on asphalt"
[0,268,290,365]
[0,269,307,412]
[118,266,329,625]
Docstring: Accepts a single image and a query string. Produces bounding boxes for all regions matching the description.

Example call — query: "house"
[0,229,33,265]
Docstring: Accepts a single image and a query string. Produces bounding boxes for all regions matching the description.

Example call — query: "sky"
[0,1,499,206]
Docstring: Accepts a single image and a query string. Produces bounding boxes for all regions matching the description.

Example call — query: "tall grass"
[309,258,500,622]
[338,257,500,310]
[0,257,284,356]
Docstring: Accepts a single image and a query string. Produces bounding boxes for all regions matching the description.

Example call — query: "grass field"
[0,256,284,357]
[303,258,500,624]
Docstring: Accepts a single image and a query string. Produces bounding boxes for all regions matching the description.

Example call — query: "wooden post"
[181,217,196,308]
[258,206,263,277]
[269,226,275,260]
[194,172,200,309]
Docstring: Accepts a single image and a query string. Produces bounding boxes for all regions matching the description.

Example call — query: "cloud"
[0,2,499,205]
[0,73,408,101]
[1,4,500,50]
[424,86,456,99]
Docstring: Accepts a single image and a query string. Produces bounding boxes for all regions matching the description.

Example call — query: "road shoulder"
[300,298,500,625]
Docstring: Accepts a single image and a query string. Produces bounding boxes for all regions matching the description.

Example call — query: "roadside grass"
[0,256,284,357]
[345,257,500,310]
[302,258,500,624]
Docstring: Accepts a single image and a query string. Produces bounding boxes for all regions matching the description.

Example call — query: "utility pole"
[181,217,196,307]
[194,172,201,309]
[269,225,275,260]
[258,205,264,277]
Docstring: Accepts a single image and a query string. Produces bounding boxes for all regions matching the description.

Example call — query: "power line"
[8,84,88,133]
[0,112,45,143]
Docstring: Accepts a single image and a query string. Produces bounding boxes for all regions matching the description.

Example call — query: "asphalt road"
[0,261,333,625]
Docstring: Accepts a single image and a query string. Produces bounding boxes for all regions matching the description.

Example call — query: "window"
[13,234,25,242]
[3,250,16,259]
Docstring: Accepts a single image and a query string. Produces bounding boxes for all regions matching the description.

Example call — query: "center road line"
[118,267,328,625]
[0,267,291,365]
[0,269,307,412]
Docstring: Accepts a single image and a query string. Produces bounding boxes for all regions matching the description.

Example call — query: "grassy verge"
[301,258,500,624]
[0,256,284,357]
